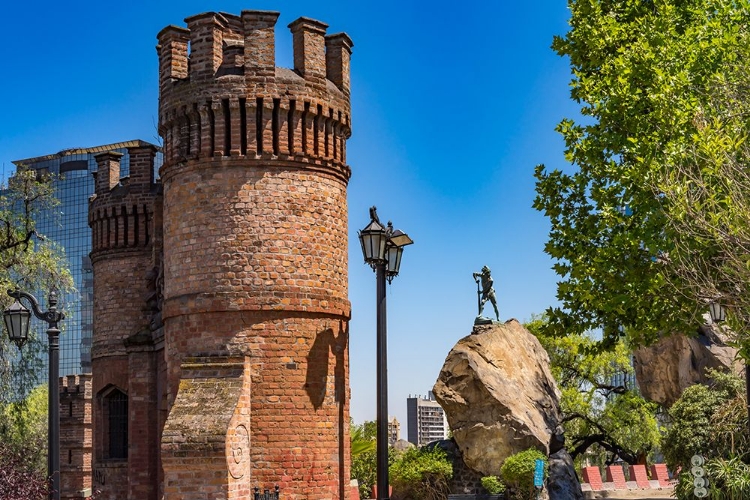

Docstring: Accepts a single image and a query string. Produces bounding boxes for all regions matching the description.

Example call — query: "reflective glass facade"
[13,141,161,377]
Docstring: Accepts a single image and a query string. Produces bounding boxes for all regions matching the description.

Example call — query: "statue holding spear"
[473,265,499,322]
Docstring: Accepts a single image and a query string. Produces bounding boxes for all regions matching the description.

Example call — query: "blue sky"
[0,1,577,433]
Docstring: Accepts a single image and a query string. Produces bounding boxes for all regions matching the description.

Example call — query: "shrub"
[351,447,398,499]
[481,475,506,495]
[500,448,547,499]
[389,446,453,500]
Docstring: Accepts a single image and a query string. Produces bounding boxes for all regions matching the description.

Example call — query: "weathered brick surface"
[581,466,603,490]
[88,147,163,500]
[606,465,627,490]
[60,375,93,499]
[74,9,354,499]
[157,9,353,500]
[650,463,671,487]
[628,464,650,489]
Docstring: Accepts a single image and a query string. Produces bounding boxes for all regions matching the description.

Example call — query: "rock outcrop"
[633,323,744,407]
[433,320,561,476]
[547,449,584,500]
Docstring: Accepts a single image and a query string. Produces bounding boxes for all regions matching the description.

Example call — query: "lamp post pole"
[359,207,413,500]
[375,259,388,500]
[5,289,64,500]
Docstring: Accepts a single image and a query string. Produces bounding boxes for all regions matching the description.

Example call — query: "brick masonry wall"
[60,375,93,499]
[89,146,162,500]
[158,9,353,500]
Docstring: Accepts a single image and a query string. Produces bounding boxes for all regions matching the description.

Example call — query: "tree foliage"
[389,446,452,500]
[0,168,72,403]
[662,370,747,471]
[499,448,546,500]
[0,384,48,474]
[526,315,660,466]
[0,442,49,500]
[534,0,750,347]
[662,370,750,499]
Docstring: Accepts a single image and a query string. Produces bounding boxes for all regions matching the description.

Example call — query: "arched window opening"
[103,388,128,460]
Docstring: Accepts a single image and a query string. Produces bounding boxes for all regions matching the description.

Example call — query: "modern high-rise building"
[407,391,449,446]
[12,140,161,377]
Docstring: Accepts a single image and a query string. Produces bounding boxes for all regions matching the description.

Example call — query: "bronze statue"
[473,265,499,321]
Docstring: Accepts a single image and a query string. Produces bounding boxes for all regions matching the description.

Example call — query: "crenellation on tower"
[241,10,280,78]
[89,147,160,256]
[325,33,354,94]
[60,374,93,500]
[183,12,226,78]
[93,151,122,193]
[288,17,329,84]
[156,10,352,173]
[155,26,189,89]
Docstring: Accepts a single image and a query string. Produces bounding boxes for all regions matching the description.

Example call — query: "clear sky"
[0,1,578,434]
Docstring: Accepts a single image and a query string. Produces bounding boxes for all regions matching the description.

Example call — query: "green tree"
[533,0,750,347]
[0,384,48,474]
[662,370,746,471]
[526,316,660,466]
[662,370,750,499]
[0,167,72,402]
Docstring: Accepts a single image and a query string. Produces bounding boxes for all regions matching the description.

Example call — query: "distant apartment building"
[388,416,400,445]
[407,392,449,446]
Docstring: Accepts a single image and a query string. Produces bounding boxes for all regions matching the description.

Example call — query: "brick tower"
[88,145,163,499]
[156,10,353,500]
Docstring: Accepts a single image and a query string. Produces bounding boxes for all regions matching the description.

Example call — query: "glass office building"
[13,140,161,377]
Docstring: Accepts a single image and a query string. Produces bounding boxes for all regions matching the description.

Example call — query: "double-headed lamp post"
[708,301,750,436]
[359,207,413,500]
[3,289,64,500]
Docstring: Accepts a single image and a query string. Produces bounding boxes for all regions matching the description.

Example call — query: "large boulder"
[547,449,584,500]
[633,324,744,407]
[433,320,561,475]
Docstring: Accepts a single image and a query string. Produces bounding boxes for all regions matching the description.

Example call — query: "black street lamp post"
[708,301,750,436]
[3,289,64,500]
[359,207,413,500]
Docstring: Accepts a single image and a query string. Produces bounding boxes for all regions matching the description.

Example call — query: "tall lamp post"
[708,301,750,436]
[3,289,65,500]
[359,207,413,500]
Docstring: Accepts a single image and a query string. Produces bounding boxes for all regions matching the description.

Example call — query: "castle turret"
[156,10,353,499]
[88,144,162,500]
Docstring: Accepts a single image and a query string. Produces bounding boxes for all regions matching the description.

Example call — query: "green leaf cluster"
[534,0,750,346]
[662,370,746,471]
[389,446,452,500]
[480,475,506,495]
[0,168,73,403]
[662,370,750,499]
[500,448,546,499]
[0,384,48,473]
[526,315,660,466]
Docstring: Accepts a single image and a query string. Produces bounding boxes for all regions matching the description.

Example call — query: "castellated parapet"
[157,11,352,173]
[156,10,353,500]
[60,374,93,500]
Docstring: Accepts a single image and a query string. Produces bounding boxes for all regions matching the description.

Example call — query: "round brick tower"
[88,144,162,500]
[156,11,353,500]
